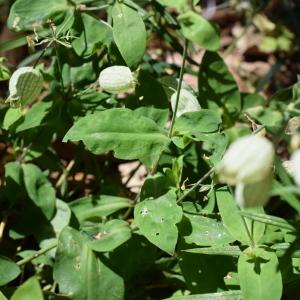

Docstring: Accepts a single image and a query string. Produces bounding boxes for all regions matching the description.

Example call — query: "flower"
[170,89,201,117]
[217,135,275,208]
[98,66,135,93]
[217,135,274,185]
[291,150,300,186]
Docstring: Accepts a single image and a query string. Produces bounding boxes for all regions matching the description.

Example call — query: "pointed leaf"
[134,190,182,255]
[63,108,170,169]
[69,194,131,222]
[53,227,124,300]
[112,2,146,67]
[11,277,43,300]
[22,164,56,220]
[216,188,265,245]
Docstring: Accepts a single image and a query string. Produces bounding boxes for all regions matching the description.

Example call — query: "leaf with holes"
[53,227,124,300]
[134,190,183,255]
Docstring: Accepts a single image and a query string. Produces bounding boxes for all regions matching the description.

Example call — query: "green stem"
[177,167,215,203]
[17,241,58,266]
[79,4,110,11]
[168,39,189,138]
[241,215,255,248]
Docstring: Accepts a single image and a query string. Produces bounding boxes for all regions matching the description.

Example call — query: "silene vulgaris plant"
[1,0,300,300]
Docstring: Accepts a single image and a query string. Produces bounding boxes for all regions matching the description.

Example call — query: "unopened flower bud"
[171,89,201,117]
[235,176,272,208]
[6,67,43,108]
[98,66,135,93]
[291,134,300,150]
[217,135,274,185]
[291,150,300,186]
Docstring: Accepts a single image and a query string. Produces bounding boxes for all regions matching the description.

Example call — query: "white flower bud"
[171,89,201,117]
[235,176,272,208]
[6,67,43,107]
[98,66,135,93]
[291,150,300,186]
[217,135,274,185]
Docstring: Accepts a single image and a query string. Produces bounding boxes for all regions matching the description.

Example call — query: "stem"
[252,125,265,135]
[79,4,110,11]
[53,41,65,91]
[241,215,255,248]
[55,159,75,188]
[0,214,8,242]
[177,167,215,203]
[17,241,58,266]
[168,39,189,138]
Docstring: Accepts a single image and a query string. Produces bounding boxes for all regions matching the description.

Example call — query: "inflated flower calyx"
[291,150,300,186]
[235,176,272,208]
[217,135,274,186]
[170,89,201,117]
[217,135,274,208]
[98,66,135,93]
[6,67,43,108]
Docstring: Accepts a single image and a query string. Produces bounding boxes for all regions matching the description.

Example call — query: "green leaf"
[240,211,295,232]
[0,291,7,300]
[140,173,173,200]
[238,248,282,300]
[133,106,169,127]
[11,277,43,300]
[216,188,265,245]
[53,227,124,300]
[72,13,112,58]
[84,219,132,252]
[3,108,22,130]
[15,101,52,133]
[63,108,170,169]
[246,106,283,134]
[178,11,220,51]
[112,2,147,67]
[7,0,69,32]
[183,245,241,257]
[198,51,241,118]
[22,164,56,220]
[0,256,21,286]
[164,290,243,300]
[173,110,222,139]
[69,195,131,222]
[51,199,71,236]
[134,190,183,255]
[109,234,157,280]
[179,251,234,293]
[179,213,235,246]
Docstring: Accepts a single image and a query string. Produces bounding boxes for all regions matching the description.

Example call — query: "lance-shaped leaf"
[63,108,170,169]
[11,277,43,300]
[70,195,131,222]
[22,163,56,220]
[112,2,146,67]
[134,190,183,255]
[53,227,124,300]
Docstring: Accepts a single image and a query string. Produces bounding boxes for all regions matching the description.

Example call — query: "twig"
[55,159,75,188]
[177,168,215,203]
[168,39,189,137]
[17,241,58,266]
